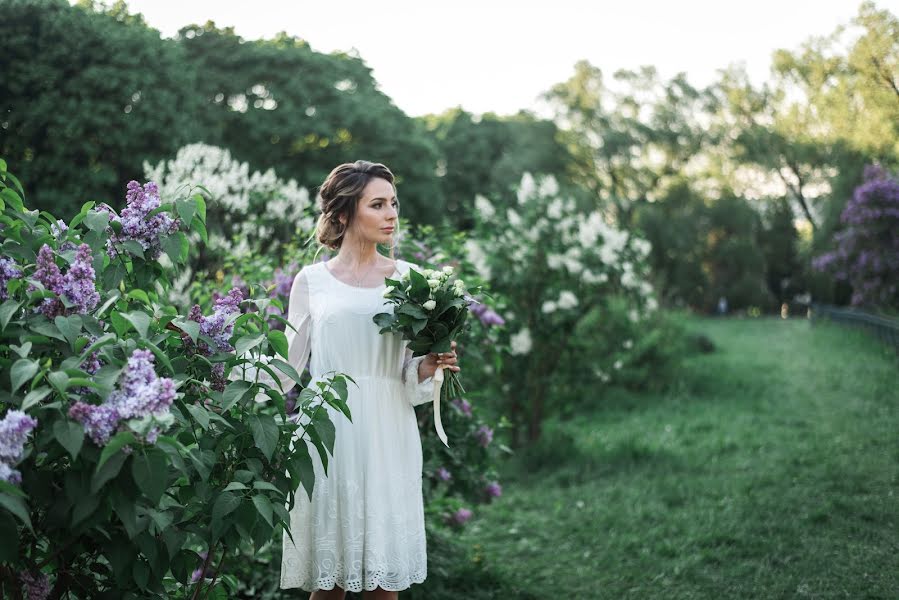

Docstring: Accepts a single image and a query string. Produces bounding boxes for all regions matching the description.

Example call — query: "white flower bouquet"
[374,265,475,445]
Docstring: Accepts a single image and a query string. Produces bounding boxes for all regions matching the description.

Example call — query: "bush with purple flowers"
[812,164,899,309]
[0,159,351,599]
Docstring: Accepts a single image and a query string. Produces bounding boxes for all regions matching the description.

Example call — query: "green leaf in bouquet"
[431,337,452,353]
[408,268,430,300]
[398,303,429,320]
[411,317,428,337]
[407,338,433,355]
[373,311,396,329]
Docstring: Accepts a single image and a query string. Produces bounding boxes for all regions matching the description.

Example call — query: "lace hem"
[280,567,427,592]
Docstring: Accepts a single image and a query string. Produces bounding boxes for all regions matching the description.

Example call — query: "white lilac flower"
[613,360,623,370]
[623,339,633,349]
[507,209,523,227]
[517,172,537,205]
[538,175,559,197]
[464,239,492,280]
[509,328,532,355]
[557,290,579,310]
[474,194,495,219]
[423,300,436,311]
[646,297,659,312]
[546,254,564,270]
[541,301,557,314]
[547,198,564,219]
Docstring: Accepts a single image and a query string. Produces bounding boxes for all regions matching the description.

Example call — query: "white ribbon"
[432,365,449,447]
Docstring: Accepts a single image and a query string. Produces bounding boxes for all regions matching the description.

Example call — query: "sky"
[110,0,898,118]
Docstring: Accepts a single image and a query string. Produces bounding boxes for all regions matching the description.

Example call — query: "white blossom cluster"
[143,143,316,247]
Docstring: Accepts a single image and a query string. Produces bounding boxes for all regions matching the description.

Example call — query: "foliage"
[0,0,201,217]
[0,160,350,598]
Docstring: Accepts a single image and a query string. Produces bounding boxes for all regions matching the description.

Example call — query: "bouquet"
[374,265,475,446]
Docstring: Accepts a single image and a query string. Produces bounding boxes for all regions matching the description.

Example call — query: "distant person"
[717,296,728,316]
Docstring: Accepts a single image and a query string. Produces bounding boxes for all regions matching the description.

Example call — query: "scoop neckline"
[321,259,400,290]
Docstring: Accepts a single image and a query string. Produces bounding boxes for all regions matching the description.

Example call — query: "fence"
[809,303,899,353]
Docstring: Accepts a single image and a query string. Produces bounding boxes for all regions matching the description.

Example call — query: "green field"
[457,317,899,598]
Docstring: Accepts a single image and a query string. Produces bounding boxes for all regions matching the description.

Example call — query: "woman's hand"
[419,340,460,381]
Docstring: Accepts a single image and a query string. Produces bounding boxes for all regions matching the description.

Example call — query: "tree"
[0,0,201,215]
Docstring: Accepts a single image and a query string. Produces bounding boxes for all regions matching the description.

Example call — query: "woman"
[244,160,461,599]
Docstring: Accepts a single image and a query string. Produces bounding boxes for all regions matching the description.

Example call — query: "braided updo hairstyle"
[314,160,398,252]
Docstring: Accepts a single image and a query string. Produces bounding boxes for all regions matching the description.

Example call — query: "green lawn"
[457,316,899,598]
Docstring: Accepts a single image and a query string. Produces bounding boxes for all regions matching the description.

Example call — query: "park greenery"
[0,0,897,597]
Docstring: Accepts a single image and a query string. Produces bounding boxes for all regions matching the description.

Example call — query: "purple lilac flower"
[18,570,50,600]
[451,397,472,418]
[68,402,120,446]
[0,256,22,301]
[812,164,899,307]
[272,262,299,298]
[0,410,38,464]
[475,424,493,448]
[188,287,245,356]
[484,481,502,499]
[69,349,176,446]
[0,462,22,485]
[448,507,473,526]
[469,299,505,327]
[210,363,226,392]
[436,466,452,482]
[61,244,100,314]
[109,349,177,419]
[29,244,99,318]
[100,181,180,260]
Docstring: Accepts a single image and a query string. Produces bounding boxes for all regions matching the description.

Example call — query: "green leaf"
[211,492,240,539]
[223,481,248,492]
[312,412,336,456]
[48,371,69,393]
[21,387,52,411]
[0,187,24,212]
[121,239,145,258]
[98,431,137,469]
[398,303,429,320]
[175,197,196,227]
[252,495,273,526]
[53,420,84,460]
[249,414,279,461]
[0,299,21,331]
[268,330,289,359]
[194,194,206,222]
[91,450,128,493]
[10,359,38,394]
[184,403,210,430]
[222,380,252,411]
[172,318,200,343]
[132,450,168,505]
[84,210,110,232]
[270,358,303,387]
[0,492,33,532]
[127,289,150,305]
[234,333,265,357]
[122,311,151,338]
[291,442,315,502]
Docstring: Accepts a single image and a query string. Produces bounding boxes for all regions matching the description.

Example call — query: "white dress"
[246,259,436,592]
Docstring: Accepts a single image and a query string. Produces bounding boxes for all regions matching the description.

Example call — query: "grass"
[455,316,899,598]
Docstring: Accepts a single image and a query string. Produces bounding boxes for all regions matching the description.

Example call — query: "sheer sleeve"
[229,268,312,402]
[402,349,435,407]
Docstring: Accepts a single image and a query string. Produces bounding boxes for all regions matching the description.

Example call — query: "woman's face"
[343,177,398,245]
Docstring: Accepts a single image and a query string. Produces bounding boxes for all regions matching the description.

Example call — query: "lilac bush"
[0,160,351,599]
[813,164,899,308]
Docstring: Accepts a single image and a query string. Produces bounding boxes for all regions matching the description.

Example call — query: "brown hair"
[313,160,399,252]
